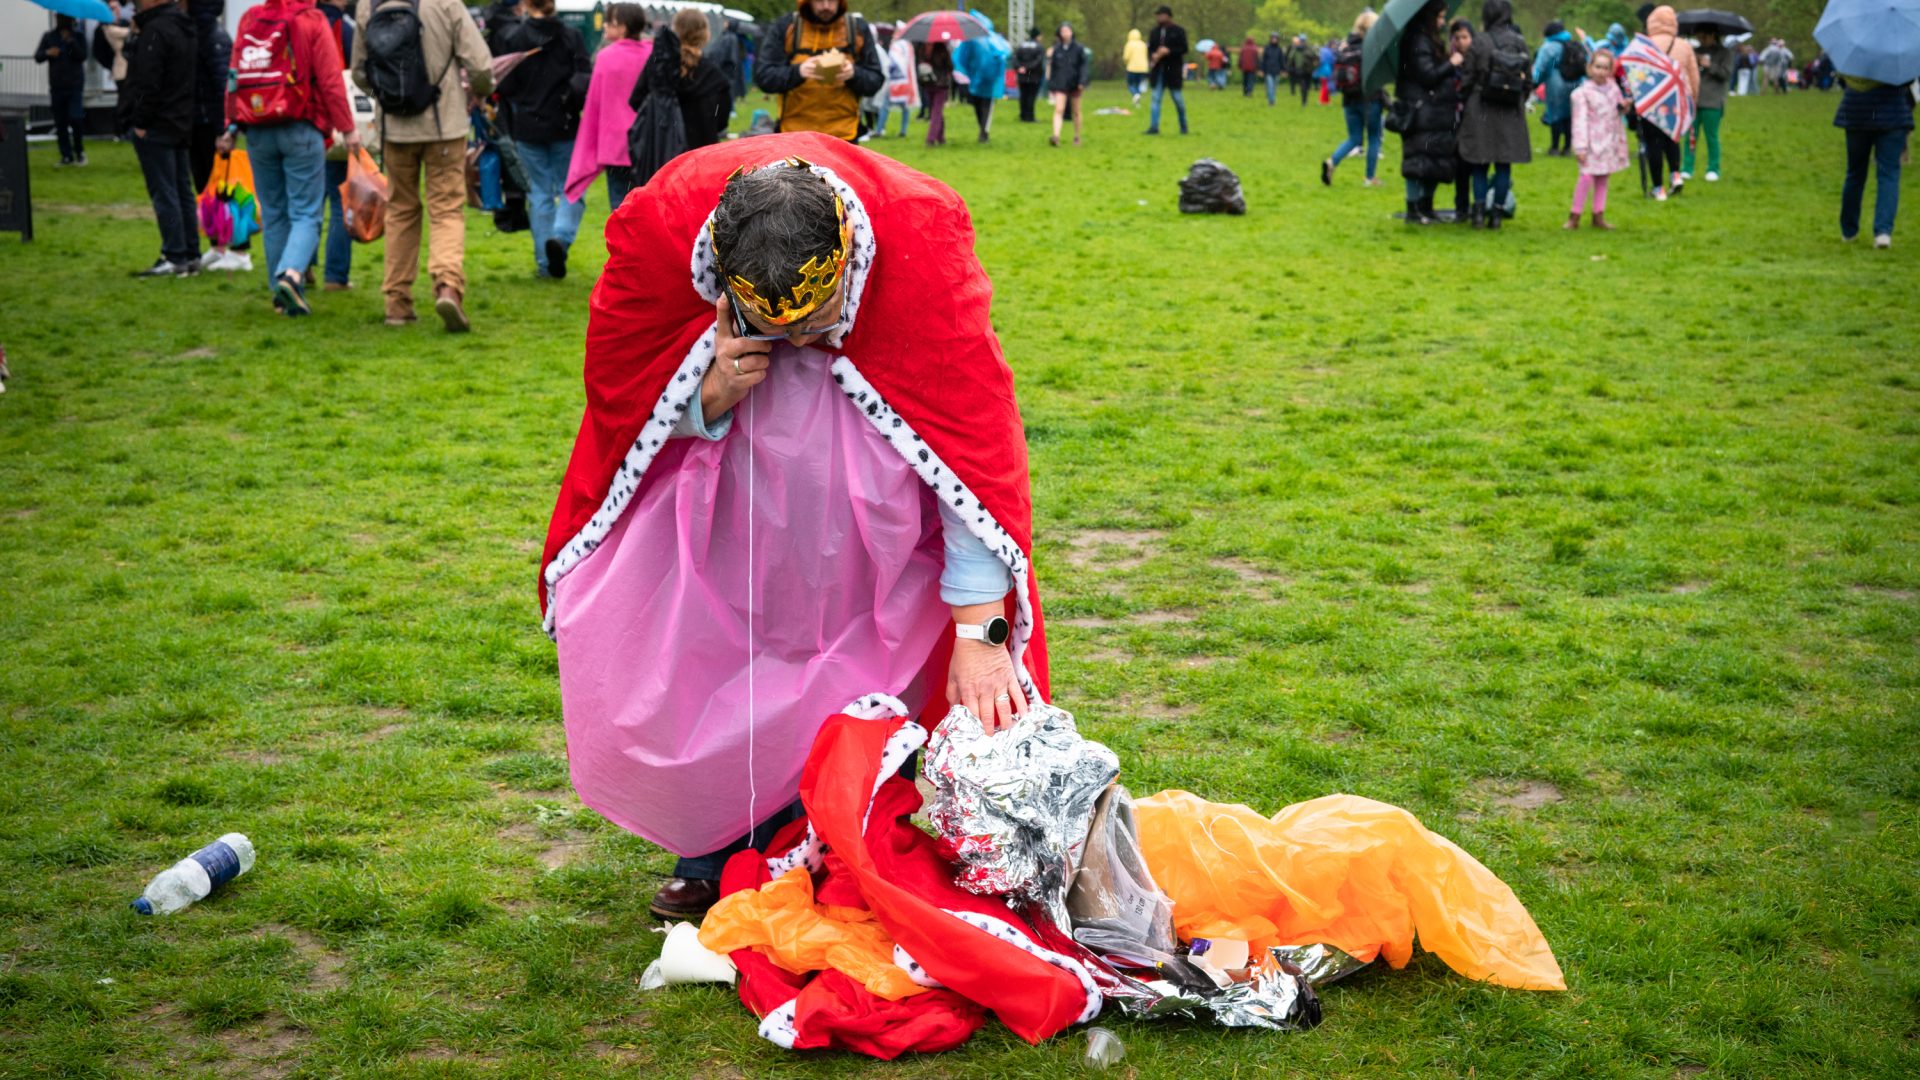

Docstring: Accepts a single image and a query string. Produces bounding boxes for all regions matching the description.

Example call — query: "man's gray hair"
[710,167,842,305]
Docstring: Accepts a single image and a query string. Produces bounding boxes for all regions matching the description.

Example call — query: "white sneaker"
[1653,187,1668,201]
[1875,234,1892,249]
[197,248,224,269]
[1677,171,1691,180]
[1705,171,1719,182]
[213,251,254,272]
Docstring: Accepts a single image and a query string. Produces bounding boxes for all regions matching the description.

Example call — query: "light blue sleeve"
[938,500,1014,605]
[670,400,733,441]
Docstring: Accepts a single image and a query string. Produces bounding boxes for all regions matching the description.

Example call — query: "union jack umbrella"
[899,9,987,44]
[1618,32,1695,142]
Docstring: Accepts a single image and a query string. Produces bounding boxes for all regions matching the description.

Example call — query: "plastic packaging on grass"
[1133,791,1566,991]
[1082,1026,1125,1069]
[131,833,255,915]
[640,922,737,989]
[925,703,1119,924]
[1066,784,1179,962]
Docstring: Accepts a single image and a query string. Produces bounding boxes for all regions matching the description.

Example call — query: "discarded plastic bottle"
[130,833,256,915]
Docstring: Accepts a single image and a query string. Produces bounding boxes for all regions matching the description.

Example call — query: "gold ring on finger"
[733,358,742,375]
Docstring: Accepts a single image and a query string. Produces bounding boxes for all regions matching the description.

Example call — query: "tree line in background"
[721,0,1828,78]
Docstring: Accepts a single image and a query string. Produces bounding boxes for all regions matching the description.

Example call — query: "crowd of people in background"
[27,0,1914,319]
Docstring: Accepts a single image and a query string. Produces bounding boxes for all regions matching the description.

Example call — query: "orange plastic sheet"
[699,867,929,1002]
[1133,791,1566,991]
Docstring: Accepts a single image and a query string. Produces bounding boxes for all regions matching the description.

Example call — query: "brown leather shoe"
[1591,212,1614,231]
[649,877,720,920]
[384,299,417,327]
[434,285,470,334]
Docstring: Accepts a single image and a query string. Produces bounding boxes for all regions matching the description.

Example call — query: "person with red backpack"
[215,0,358,316]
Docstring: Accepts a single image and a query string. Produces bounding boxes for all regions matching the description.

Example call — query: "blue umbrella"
[1815,0,1920,85]
[27,0,117,22]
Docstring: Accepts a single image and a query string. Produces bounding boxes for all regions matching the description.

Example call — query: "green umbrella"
[1361,0,1464,96]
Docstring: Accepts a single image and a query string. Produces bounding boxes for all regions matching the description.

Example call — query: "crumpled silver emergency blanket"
[1270,943,1371,987]
[1110,966,1321,1031]
[925,702,1120,922]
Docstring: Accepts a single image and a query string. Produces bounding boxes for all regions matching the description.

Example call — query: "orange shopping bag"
[339,145,388,243]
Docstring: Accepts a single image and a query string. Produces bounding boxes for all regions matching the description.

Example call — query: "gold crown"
[712,159,852,327]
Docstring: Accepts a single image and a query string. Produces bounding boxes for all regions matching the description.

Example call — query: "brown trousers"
[381,137,467,310]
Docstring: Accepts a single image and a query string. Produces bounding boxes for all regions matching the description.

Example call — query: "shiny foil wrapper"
[1270,943,1371,987]
[925,703,1120,918]
[1203,965,1321,1030]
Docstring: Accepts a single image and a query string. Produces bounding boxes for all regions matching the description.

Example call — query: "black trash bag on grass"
[1178,159,1246,215]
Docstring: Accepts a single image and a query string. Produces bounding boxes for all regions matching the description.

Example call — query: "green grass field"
[1,84,1917,1078]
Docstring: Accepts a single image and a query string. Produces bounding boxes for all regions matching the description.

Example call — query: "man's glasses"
[727,286,844,343]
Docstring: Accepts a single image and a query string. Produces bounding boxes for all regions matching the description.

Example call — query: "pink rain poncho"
[552,347,954,855]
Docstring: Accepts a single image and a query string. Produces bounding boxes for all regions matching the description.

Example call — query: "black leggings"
[1549,117,1571,152]
[1642,124,1681,190]
[971,93,993,135]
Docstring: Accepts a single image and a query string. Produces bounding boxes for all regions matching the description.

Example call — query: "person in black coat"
[34,16,90,165]
[1045,23,1089,146]
[119,0,203,275]
[1259,32,1285,106]
[186,0,233,190]
[1395,0,1457,224]
[493,0,593,278]
[631,11,732,154]
[1013,30,1045,123]
[1457,0,1531,227]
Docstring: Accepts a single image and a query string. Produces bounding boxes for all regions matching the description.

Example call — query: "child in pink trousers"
[1568,50,1630,230]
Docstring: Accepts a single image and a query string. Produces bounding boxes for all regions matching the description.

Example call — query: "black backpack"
[1479,31,1532,105]
[1557,38,1587,82]
[363,0,444,118]
[1333,40,1364,95]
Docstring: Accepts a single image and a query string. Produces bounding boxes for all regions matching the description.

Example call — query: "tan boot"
[434,285,470,334]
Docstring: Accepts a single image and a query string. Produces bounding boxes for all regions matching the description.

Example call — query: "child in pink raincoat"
[1567,48,1630,230]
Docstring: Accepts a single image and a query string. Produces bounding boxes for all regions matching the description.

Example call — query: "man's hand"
[342,130,362,152]
[133,127,147,139]
[948,640,1027,733]
[45,46,60,57]
[799,56,820,80]
[215,130,236,153]
[702,296,772,423]
[1450,51,1464,66]
[834,62,854,85]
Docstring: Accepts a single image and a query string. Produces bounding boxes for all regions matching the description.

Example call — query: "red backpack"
[230,2,309,127]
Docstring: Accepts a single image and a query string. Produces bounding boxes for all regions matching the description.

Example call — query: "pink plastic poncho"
[552,346,954,856]
[564,36,653,203]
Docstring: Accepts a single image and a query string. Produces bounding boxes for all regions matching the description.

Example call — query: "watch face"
[985,616,1011,647]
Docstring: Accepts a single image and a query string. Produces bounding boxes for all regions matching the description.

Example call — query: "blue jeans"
[606,166,634,212]
[1127,72,1146,96]
[1265,73,1278,104]
[247,123,327,282]
[672,799,806,881]
[1330,100,1384,179]
[885,103,909,137]
[1149,79,1188,132]
[1841,127,1907,239]
[322,157,352,286]
[518,138,585,274]
[1470,161,1513,211]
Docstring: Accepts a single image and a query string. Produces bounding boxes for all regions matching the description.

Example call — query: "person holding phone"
[540,144,1051,921]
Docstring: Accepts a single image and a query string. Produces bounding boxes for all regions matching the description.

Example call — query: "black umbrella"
[1677,9,1754,37]
[1360,0,1464,96]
